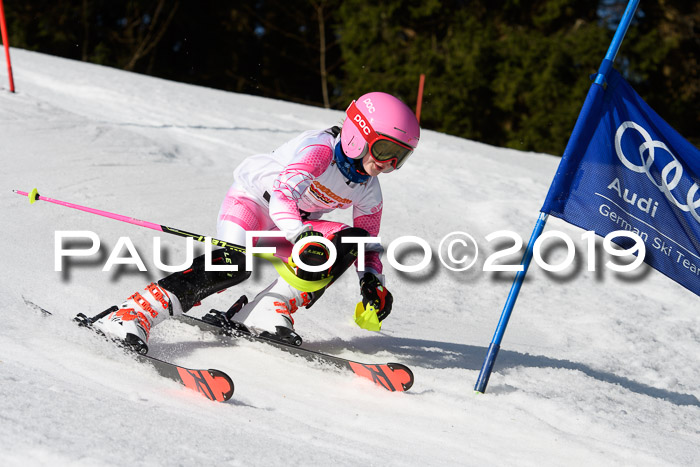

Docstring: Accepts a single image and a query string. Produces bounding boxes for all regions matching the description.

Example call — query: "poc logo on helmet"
[363,98,376,114]
[353,114,371,136]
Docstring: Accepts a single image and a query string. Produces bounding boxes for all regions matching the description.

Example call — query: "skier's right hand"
[360,273,393,321]
[292,231,330,281]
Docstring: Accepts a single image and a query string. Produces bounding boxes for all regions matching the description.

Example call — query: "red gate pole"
[415,73,425,123]
[0,0,15,92]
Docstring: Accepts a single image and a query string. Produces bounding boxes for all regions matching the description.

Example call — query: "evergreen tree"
[605,0,699,145]
[3,0,697,153]
[335,0,611,154]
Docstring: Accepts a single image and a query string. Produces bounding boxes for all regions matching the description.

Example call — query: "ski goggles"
[346,101,414,169]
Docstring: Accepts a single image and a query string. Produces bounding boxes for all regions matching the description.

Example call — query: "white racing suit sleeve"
[269,144,334,242]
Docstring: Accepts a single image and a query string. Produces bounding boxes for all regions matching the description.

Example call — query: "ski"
[24,298,234,402]
[178,297,414,392]
[131,354,234,403]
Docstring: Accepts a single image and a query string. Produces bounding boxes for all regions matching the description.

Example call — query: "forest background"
[4,0,698,155]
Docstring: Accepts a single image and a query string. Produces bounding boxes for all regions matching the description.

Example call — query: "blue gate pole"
[474,212,548,393]
[474,0,641,394]
[595,0,641,87]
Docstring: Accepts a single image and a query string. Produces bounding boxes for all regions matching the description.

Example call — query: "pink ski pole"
[13,188,330,292]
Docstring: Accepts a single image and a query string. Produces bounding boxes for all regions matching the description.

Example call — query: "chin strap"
[333,142,370,184]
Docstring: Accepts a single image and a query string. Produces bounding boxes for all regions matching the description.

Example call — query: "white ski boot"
[235,279,313,346]
[90,282,179,354]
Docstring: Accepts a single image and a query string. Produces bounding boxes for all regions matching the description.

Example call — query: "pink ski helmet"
[340,92,420,170]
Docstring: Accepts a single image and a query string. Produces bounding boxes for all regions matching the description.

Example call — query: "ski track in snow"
[1,49,699,466]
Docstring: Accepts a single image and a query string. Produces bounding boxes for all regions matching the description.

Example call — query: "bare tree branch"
[124,0,180,71]
[316,2,330,108]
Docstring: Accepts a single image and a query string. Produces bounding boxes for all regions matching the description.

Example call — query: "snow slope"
[1,49,699,466]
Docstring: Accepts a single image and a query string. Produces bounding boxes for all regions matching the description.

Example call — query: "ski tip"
[387,363,414,391]
[22,296,52,316]
[208,369,235,402]
[348,361,414,392]
[176,367,235,402]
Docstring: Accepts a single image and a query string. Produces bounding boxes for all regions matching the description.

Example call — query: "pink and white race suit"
[216,128,384,276]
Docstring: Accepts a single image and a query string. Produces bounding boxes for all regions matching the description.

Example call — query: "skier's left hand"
[360,273,393,321]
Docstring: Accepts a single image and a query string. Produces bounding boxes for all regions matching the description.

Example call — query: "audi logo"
[615,121,700,223]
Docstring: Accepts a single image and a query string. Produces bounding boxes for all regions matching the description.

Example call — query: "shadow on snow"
[306,334,700,408]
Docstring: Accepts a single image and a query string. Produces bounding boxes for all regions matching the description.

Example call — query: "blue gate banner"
[542,69,700,297]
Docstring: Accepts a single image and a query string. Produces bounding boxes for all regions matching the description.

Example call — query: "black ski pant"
[158,227,370,313]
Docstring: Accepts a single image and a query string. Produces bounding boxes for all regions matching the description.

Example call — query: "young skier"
[90,92,421,352]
